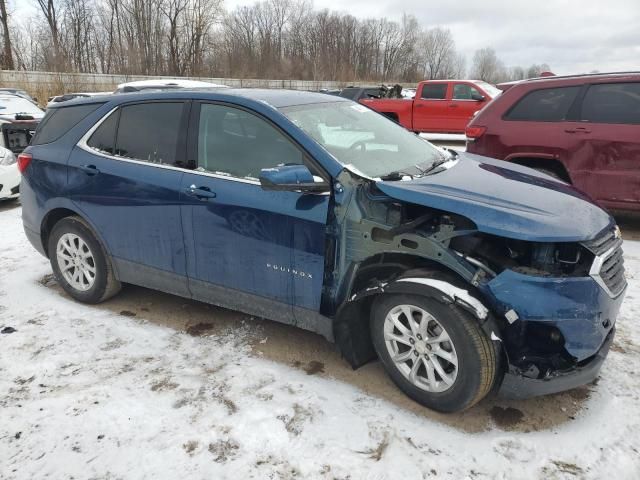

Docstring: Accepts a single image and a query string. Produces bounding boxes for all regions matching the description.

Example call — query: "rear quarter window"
[32,103,104,145]
[505,86,580,122]
[580,82,640,124]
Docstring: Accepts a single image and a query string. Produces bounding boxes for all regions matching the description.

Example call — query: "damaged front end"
[328,167,625,398]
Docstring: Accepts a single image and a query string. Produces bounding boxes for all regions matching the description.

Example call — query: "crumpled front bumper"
[481,268,624,398]
[499,327,614,399]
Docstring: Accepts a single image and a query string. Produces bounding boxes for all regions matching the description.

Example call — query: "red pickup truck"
[360,80,501,134]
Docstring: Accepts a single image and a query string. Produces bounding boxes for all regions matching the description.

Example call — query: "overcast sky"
[14,0,640,76]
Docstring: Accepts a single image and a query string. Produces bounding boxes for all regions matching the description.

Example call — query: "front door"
[68,101,190,296]
[180,102,330,325]
[449,83,487,133]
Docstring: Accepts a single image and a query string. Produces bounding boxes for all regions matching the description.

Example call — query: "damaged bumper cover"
[483,268,624,397]
[499,327,614,399]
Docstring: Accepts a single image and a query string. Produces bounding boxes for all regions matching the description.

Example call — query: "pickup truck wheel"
[371,294,496,412]
[48,216,121,304]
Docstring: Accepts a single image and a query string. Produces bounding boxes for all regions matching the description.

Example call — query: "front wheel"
[371,294,497,412]
[48,216,121,304]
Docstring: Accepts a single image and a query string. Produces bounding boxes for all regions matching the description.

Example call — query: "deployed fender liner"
[499,327,615,399]
[334,268,503,369]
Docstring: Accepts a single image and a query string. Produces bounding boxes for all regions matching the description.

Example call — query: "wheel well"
[333,253,474,369]
[40,208,78,257]
[509,157,572,183]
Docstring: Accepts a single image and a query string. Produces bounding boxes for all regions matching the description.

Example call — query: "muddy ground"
[6,198,640,435]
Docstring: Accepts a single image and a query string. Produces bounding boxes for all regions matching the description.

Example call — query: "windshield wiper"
[418,149,459,176]
[379,171,414,181]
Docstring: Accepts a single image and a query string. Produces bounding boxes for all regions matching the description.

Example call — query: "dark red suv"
[466,73,640,212]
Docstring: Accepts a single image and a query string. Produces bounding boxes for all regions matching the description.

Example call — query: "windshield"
[280,101,443,178]
[0,96,42,116]
[474,81,502,98]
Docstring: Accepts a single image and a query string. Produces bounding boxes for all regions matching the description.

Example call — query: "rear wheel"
[48,216,121,304]
[371,294,497,412]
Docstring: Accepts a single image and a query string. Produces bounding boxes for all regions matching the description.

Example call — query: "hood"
[375,153,612,242]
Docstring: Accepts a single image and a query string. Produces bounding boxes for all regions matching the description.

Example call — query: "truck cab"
[361,80,501,134]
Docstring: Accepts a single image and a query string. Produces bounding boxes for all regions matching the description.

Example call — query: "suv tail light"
[17,152,32,173]
[465,126,487,140]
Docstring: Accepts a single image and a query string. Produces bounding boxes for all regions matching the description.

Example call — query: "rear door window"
[420,84,448,100]
[32,103,103,145]
[580,82,640,124]
[114,102,184,164]
[505,86,580,121]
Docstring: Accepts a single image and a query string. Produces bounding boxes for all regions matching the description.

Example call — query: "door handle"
[448,104,459,108]
[564,127,591,134]
[415,104,424,108]
[185,185,216,200]
[79,164,100,176]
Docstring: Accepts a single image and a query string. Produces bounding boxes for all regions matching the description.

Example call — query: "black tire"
[48,216,121,304]
[371,294,497,413]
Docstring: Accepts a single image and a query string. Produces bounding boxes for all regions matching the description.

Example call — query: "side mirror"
[471,93,486,102]
[259,164,329,193]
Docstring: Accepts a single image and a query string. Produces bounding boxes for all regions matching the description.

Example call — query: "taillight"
[17,152,32,173]
[465,126,487,140]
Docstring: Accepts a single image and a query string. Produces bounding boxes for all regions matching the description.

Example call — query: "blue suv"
[19,89,626,412]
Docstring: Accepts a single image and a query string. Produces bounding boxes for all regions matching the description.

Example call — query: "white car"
[0,95,44,155]
[0,146,19,201]
[114,79,227,93]
[47,92,112,108]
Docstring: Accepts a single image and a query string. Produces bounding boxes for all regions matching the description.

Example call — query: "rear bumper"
[499,327,614,399]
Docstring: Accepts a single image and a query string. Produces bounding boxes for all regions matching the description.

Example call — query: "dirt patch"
[150,378,179,392]
[489,406,525,429]
[208,439,239,462]
[39,281,594,434]
[568,386,590,401]
[278,403,315,436]
[183,440,198,455]
[38,274,57,288]
[358,434,390,461]
[119,310,137,317]
[303,360,325,375]
[186,322,216,336]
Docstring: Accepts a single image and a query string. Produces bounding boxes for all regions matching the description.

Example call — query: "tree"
[0,0,13,69]
[421,27,456,80]
[470,47,505,83]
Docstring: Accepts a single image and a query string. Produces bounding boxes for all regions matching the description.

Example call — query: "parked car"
[47,92,112,108]
[0,88,37,103]
[0,94,44,154]
[20,89,624,412]
[466,72,640,212]
[361,80,501,133]
[114,79,227,93]
[0,145,19,201]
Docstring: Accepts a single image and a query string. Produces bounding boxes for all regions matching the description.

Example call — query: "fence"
[0,70,386,103]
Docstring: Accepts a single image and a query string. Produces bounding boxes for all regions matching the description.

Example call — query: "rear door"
[412,82,450,132]
[571,81,640,209]
[69,100,190,296]
[501,84,582,170]
[180,102,330,325]
[449,82,487,132]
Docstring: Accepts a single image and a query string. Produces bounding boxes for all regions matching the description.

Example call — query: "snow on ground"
[1,204,639,479]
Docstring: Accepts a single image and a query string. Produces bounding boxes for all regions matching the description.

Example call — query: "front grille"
[582,228,626,297]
